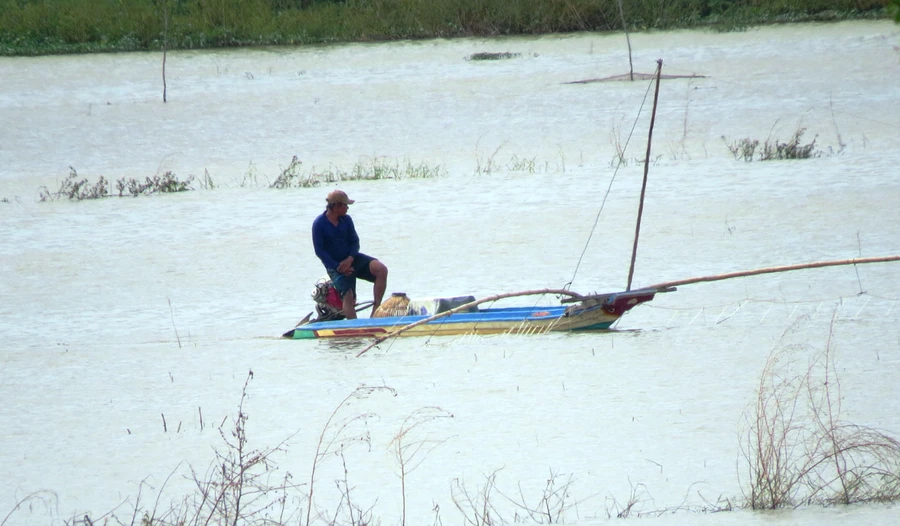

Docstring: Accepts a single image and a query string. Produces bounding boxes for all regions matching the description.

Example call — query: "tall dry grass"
[742,313,900,509]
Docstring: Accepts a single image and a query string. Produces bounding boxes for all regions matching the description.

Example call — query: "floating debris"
[466,51,521,61]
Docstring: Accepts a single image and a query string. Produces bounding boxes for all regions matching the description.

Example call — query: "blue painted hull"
[283,288,671,340]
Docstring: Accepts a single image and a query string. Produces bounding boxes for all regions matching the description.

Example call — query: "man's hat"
[326,189,355,205]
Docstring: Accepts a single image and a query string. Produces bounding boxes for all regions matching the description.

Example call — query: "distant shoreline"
[0,0,893,57]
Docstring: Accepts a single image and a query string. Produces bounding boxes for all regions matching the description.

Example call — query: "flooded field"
[1,20,899,525]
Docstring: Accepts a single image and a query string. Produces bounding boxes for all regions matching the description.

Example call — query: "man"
[311,189,388,319]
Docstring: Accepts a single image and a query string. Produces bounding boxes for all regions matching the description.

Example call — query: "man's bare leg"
[342,290,357,320]
[369,260,388,313]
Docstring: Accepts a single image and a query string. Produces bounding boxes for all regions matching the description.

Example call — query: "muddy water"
[1,21,899,525]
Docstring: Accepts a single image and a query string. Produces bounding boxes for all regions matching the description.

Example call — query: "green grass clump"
[724,128,821,162]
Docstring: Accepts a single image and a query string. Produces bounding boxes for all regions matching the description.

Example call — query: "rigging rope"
[565,74,658,291]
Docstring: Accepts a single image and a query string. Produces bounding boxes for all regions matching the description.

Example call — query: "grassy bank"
[0,0,892,56]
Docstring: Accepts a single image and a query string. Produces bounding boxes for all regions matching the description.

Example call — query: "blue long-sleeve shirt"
[312,212,360,270]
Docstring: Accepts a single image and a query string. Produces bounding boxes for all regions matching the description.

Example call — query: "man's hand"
[337,256,354,276]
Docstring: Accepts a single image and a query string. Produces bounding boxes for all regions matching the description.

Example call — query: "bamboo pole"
[643,255,900,290]
[355,288,583,357]
[626,59,662,292]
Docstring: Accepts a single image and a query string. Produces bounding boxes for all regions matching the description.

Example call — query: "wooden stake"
[643,255,900,290]
[355,288,583,357]
[162,0,169,103]
[615,0,634,81]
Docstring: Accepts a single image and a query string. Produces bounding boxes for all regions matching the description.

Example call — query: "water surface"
[1,21,899,525]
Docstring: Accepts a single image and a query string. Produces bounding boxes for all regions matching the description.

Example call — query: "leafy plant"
[466,52,521,61]
[269,155,310,188]
[724,128,821,162]
[39,167,109,201]
[506,154,537,173]
[39,167,195,201]
[270,156,446,189]
[116,171,195,196]
[724,138,760,162]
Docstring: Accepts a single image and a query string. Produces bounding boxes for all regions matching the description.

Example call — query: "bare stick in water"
[356,288,583,357]
[644,255,900,290]
[167,297,182,348]
[162,0,169,103]
[615,0,634,81]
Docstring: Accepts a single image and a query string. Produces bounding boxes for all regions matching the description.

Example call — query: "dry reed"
[741,313,900,509]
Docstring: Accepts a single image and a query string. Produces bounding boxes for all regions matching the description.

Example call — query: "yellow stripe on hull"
[285,288,669,340]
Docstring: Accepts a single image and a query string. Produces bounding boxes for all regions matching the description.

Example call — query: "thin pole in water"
[615,0,634,81]
[162,0,169,103]
[626,59,663,292]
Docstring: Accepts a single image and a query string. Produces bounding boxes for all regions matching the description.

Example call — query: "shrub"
[39,167,195,201]
[724,128,821,162]
[269,155,446,189]
[39,167,109,201]
[742,317,900,508]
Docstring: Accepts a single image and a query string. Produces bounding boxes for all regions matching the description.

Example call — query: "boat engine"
[311,279,345,322]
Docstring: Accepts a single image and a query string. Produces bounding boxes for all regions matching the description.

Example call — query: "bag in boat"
[372,293,477,318]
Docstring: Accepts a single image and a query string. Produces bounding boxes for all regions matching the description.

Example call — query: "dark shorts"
[327,253,377,298]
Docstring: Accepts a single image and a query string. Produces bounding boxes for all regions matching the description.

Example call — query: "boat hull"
[282,288,668,340]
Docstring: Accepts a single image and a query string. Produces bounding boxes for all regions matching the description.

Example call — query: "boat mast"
[626,59,663,292]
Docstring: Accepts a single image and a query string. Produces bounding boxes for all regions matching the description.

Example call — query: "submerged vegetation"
[0,0,892,56]
[466,51,522,61]
[724,128,823,162]
[36,157,445,201]
[269,155,446,189]
[38,167,195,201]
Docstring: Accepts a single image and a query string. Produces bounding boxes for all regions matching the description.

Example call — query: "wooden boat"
[282,288,671,340]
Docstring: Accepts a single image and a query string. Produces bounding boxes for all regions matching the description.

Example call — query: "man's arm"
[312,218,340,269]
[346,216,361,257]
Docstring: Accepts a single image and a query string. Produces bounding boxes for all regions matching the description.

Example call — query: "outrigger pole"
[626,59,663,292]
[643,255,900,290]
